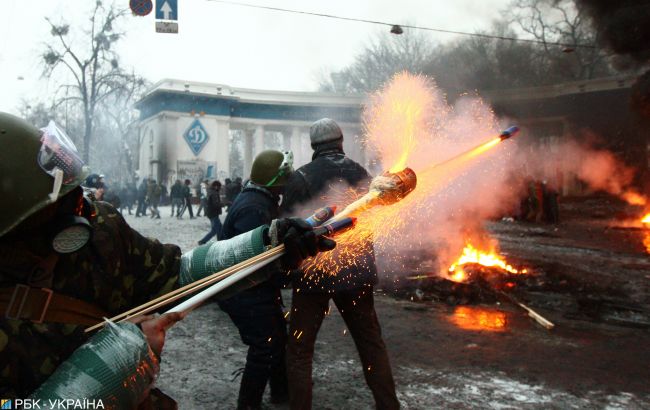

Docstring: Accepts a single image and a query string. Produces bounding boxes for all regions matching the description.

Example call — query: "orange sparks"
[365,72,438,173]
[448,243,527,281]
[301,72,511,287]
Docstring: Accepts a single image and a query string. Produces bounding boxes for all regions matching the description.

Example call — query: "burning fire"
[299,72,515,286]
[642,213,650,225]
[448,243,527,282]
[642,213,650,254]
[622,191,647,206]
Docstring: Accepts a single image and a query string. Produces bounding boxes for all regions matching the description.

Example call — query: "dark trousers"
[199,216,223,244]
[179,197,194,218]
[218,286,289,408]
[135,198,147,216]
[287,287,399,410]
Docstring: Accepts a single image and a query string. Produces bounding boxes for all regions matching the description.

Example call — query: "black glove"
[269,218,336,270]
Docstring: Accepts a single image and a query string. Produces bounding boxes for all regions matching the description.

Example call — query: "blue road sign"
[183,119,209,156]
[156,0,177,21]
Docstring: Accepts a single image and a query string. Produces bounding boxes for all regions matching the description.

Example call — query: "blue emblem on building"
[183,119,209,156]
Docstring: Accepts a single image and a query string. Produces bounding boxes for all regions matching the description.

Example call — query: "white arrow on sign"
[160,1,172,20]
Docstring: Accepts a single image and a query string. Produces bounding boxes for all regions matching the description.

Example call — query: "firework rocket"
[327,167,418,223]
[499,126,520,141]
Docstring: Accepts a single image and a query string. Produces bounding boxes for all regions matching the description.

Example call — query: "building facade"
[135,79,367,186]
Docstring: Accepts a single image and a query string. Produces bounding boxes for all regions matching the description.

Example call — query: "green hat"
[250,150,294,187]
[0,112,88,237]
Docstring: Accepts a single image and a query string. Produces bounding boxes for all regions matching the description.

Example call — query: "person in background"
[224,178,234,210]
[196,179,208,217]
[147,179,161,219]
[170,179,183,217]
[178,179,195,219]
[198,180,223,245]
[135,177,148,217]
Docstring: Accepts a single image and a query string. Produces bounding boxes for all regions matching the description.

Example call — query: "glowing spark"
[642,213,650,225]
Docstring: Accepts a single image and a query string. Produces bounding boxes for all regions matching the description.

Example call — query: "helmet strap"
[49,168,64,202]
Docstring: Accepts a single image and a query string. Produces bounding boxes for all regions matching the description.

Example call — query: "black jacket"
[220,183,283,299]
[281,150,378,292]
[205,187,222,218]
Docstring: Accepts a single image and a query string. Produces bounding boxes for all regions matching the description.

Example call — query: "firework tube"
[499,126,520,141]
[327,167,418,223]
[166,217,356,315]
[306,206,337,227]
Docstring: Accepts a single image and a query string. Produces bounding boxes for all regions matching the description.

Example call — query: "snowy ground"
[125,205,650,409]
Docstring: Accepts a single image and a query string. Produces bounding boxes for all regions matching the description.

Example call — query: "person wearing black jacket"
[135,177,148,217]
[198,180,223,244]
[281,118,400,410]
[219,150,295,410]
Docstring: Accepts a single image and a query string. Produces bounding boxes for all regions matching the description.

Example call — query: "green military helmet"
[0,112,88,238]
[250,149,294,187]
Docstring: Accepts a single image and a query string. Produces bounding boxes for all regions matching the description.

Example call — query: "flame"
[642,213,650,225]
[622,191,647,206]
[298,72,511,288]
[448,243,527,282]
[450,306,507,332]
[643,213,650,254]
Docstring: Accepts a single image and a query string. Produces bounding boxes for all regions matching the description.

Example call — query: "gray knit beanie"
[310,118,343,148]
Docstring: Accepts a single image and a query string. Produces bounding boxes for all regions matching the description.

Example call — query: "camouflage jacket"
[0,202,181,398]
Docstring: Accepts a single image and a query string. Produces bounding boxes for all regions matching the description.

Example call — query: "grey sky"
[0,0,512,113]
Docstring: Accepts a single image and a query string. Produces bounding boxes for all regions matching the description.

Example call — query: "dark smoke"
[576,1,650,63]
[576,1,650,118]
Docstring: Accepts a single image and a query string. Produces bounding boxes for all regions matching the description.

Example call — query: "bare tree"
[509,0,613,81]
[41,0,129,162]
[94,74,149,182]
[319,30,437,93]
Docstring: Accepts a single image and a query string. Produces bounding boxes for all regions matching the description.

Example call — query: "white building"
[135,79,368,185]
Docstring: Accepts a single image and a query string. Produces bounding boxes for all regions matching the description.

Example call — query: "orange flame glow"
[622,191,647,206]
[450,306,507,332]
[642,213,650,225]
[298,72,511,288]
[448,243,527,282]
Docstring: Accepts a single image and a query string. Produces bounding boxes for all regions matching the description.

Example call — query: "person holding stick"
[282,118,400,410]
[0,113,336,407]
[218,150,294,409]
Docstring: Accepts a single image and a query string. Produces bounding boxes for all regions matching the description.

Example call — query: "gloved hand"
[269,218,336,269]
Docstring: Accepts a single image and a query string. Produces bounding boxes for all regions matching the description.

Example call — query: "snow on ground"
[124,206,650,409]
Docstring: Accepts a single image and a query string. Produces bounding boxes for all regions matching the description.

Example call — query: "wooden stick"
[85,245,284,333]
[166,250,284,314]
[499,291,554,330]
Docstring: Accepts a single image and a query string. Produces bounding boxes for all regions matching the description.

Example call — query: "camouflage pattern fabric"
[0,201,181,398]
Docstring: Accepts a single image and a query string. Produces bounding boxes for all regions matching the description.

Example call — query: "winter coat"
[205,187,222,218]
[281,150,378,292]
[181,185,191,199]
[221,183,283,296]
[170,183,183,199]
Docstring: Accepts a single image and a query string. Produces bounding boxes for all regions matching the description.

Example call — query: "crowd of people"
[0,113,399,410]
